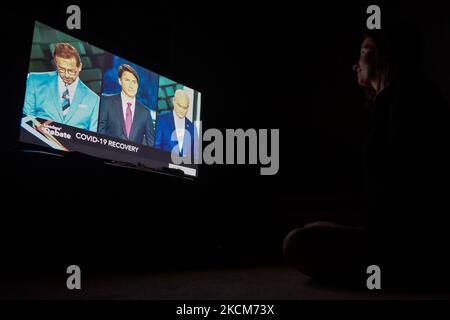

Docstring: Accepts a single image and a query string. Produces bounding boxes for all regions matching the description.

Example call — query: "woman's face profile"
[353,37,376,87]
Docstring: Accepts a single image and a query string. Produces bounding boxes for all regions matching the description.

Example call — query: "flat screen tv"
[19,21,202,177]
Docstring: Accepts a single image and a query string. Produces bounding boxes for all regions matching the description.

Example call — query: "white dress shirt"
[173,110,186,152]
[121,92,136,123]
[58,76,79,105]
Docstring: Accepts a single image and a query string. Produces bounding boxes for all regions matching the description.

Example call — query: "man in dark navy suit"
[98,64,155,146]
[155,89,196,157]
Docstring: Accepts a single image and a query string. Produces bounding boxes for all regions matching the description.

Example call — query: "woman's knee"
[282,228,309,265]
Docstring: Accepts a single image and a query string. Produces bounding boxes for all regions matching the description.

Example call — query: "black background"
[0,1,449,279]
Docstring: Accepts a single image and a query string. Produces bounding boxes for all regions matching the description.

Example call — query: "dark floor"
[2,263,450,300]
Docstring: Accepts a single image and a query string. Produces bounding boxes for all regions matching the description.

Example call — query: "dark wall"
[0,1,449,273]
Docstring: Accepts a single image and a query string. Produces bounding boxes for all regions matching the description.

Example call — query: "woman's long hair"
[363,29,396,102]
[363,25,420,102]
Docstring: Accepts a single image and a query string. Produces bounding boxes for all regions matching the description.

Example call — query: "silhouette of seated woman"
[283,28,450,290]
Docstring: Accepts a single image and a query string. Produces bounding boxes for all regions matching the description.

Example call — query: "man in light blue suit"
[23,43,99,132]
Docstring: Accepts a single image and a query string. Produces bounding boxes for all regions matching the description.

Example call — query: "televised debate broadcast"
[20,21,202,177]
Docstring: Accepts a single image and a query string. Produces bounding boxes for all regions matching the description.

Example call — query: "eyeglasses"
[57,66,78,76]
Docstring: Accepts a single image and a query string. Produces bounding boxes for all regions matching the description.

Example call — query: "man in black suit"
[98,64,155,146]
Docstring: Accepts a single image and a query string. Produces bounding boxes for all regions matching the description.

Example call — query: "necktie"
[125,102,133,139]
[178,129,184,156]
[62,84,70,117]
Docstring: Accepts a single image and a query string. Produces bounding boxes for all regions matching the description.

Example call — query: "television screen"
[19,21,202,177]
